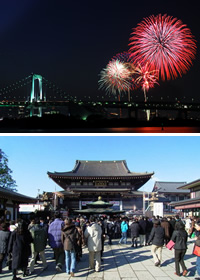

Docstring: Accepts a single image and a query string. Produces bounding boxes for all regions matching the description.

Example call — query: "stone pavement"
[1,238,199,280]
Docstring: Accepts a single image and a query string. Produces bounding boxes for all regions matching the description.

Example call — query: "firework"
[98,58,133,95]
[133,63,159,101]
[129,14,196,80]
[113,52,133,63]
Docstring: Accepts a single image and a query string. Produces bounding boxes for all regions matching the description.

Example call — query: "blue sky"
[0,135,199,198]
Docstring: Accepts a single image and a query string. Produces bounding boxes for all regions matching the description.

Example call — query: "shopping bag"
[166,240,175,250]
[193,244,200,256]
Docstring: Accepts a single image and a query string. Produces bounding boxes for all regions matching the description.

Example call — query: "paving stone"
[145,266,169,277]
[104,271,121,280]
[134,270,157,280]
[1,238,198,280]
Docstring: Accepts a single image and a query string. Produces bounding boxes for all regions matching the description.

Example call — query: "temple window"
[195,190,200,198]
[170,196,176,201]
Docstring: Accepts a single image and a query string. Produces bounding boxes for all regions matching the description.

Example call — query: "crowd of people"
[0,213,200,279]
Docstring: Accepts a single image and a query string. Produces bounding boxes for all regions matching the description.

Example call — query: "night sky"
[0,0,199,102]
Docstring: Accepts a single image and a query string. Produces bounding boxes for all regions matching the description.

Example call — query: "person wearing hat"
[147,219,165,267]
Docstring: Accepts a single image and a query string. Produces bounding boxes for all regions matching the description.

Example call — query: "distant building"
[47,160,154,212]
[170,179,200,217]
[0,187,36,221]
[152,181,190,212]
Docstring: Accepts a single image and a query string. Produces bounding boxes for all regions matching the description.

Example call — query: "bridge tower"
[30,74,46,117]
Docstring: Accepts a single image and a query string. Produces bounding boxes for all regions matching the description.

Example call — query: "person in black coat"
[138,216,147,246]
[0,222,11,273]
[130,218,140,248]
[171,222,188,277]
[147,219,165,267]
[107,218,114,245]
[8,221,33,280]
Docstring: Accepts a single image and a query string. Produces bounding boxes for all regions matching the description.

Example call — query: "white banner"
[153,202,163,217]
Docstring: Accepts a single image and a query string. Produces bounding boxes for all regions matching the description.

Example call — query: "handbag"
[166,240,175,250]
[193,244,200,256]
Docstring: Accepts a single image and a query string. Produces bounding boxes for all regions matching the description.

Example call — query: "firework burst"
[129,14,196,80]
[98,58,133,95]
[131,63,159,102]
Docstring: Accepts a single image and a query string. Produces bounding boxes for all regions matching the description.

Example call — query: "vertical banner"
[153,202,163,217]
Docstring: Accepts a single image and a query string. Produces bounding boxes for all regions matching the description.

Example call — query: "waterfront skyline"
[0,0,199,103]
[0,135,200,198]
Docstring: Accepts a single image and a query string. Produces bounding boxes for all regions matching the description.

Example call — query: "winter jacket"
[130,221,140,238]
[107,222,114,236]
[30,224,47,252]
[139,219,147,235]
[48,218,64,248]
[84,222,102,252]
[61,224,79,251]
[0,230,10,253]
[148,226,165,246]
[171,229,188,250]
[161,220,170,239]
[8,230,32,270]
[121,221,128,233]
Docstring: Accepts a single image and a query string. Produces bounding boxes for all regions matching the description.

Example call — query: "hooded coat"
[61,223,79,251]
[84,222,102,252]
[121,221,128,233]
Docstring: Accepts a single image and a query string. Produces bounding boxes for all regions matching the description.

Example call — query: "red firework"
[129,14,196,80]
[132,63,159,102]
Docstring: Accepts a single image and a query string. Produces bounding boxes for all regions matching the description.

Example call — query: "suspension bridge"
[0,73,200,120]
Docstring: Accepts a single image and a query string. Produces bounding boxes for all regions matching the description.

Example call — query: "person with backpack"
[28,218,48,274]
[61,218,79,277]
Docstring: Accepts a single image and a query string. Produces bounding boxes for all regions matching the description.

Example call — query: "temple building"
[47,160,154,212]
[0,187,36,221]
[152,181,190,213]
[170,179,200,217]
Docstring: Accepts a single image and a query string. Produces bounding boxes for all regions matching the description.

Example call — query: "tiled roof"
[152,181,189,193]
[170,197,200,207]
[48,160,154,178]
[177,178,200,190]
[0,186,36,203]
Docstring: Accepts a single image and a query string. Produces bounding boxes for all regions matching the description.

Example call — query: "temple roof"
[177,178,200,190]
[47,160,154,178]
[152,181,189,193]
[0,187,36,203]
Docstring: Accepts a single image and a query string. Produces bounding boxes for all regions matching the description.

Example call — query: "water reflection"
[108,127,200,133]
